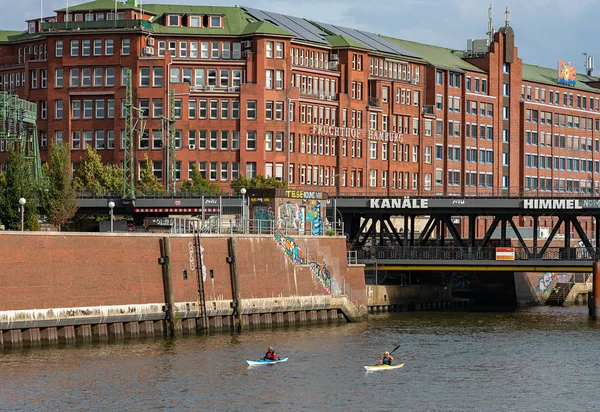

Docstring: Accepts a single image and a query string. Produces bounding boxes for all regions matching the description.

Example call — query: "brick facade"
[1,2,600,201]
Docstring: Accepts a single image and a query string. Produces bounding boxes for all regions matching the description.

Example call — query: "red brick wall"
[0,233,365,311]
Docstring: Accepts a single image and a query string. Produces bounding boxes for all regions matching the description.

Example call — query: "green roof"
[382,36,484,73]
[522,63,600,93]
[56,0,136,12]
[240,21,292,36]
[143,5,255,36]
[0,30,27,42]
[325,34,368,49]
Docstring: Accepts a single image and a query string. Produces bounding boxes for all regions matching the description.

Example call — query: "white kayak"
[364,362,405,371]
[246,356,289,366]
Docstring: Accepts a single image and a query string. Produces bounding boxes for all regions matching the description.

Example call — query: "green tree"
[137,154,164,196]
[179,163,221,195]
[0,146,39,230]
[230,175,287,192]
[73,146,123,196]
[43,142,78,230]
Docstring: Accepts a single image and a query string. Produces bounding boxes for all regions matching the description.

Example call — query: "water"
[2,306,600,411]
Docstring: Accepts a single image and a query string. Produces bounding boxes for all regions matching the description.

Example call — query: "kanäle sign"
[370,198,429,209]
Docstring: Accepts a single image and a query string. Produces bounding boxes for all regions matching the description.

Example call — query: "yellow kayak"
[364,362,405,371]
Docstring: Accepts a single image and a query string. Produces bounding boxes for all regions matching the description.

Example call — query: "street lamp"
[18,198,26,231]
[240,188,246,234]
[108,201,115,233]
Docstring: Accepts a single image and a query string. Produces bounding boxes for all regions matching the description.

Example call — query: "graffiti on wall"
[537,272,555,294]
[277,203,300,231]
[299,207,306,234]
[450,273,481,290]
[274,234,340,294]
[305,201,323,235]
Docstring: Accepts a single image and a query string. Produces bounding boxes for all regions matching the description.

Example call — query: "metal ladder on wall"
[193,231,209,333]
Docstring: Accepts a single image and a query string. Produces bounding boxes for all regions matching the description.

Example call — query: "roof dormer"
[166,14,182,27]
[209,15,223,28]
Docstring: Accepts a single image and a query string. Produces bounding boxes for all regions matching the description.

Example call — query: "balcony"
[368,96,381,108]
[40,20,152,32]
[299,89,338,101]
[189,85,241,94]
[292,60,339,72]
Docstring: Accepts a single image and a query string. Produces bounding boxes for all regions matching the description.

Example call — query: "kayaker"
[377,351,394,365]
[264,347,279,361]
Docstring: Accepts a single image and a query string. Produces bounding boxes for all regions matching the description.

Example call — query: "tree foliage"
[73,146,123,196]
[179,163,222,196]
[0,146,39,230]
[137,154,164,196]
[230,175,287,192]
[42,142,78,230]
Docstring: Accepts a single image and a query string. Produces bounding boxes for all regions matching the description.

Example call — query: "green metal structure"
[122,70,136,199]
[0,91,42,183]
[162,89,177,194]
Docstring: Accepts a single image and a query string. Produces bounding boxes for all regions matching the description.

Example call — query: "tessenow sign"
[523,199,583,209]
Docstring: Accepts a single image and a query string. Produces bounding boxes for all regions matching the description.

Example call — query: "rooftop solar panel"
[243,6,328,44]
[316,21,418,58]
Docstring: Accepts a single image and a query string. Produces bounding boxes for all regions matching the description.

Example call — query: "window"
[70,40,79,56]
[105,68,114,86]
[246,100,257,119]
[210,16,221,27]
[436,70,442,85]
[55,41,63,57]
[69,69,79,87]
[275,70,283,89]
[140,67,150,86]
[168,15,180,26]
[266,41,273,58]
[152,67,163,87]
[189,16,201,27]
[55,68,63,88]
[276,42,284,58]
[265,70,273,89]
[152,99,163,118]
[275,101,284,120]
[105,39,114,55]
[246,131,257,150]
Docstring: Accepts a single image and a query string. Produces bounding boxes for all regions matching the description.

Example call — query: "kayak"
[246,357,289,366]
[364,362,405,371]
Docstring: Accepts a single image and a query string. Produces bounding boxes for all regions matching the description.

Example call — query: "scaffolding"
[0,91,42,183]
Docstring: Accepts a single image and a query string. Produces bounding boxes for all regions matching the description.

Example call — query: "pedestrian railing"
[352,246,597,262]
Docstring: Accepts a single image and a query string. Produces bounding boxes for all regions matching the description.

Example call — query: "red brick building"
[1,0,600,207]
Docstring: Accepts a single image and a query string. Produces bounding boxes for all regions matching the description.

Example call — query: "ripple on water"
[1,307,600,411]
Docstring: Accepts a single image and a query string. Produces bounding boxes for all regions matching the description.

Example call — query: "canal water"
[2,306,600,411]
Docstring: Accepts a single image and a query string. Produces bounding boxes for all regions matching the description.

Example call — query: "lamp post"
[108,201,115,233]
[18,198,26,231]
[240,188,246,234]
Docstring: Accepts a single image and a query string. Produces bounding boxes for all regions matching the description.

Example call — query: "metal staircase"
[546,282,575,306]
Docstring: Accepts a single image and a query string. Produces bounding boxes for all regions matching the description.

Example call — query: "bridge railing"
[353,246,596,262]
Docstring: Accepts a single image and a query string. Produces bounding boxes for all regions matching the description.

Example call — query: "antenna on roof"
[486,4,493,43]
[584,53,595,76]
[504,7,510,27]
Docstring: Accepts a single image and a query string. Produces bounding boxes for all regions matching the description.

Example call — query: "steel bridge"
[333,196,600,272]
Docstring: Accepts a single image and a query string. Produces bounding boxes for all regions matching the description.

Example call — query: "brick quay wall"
[0,233,366,349]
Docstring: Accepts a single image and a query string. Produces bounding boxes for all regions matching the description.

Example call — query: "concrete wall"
[367,284,453,307]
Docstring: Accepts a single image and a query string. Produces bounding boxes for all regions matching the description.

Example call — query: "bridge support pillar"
[592,258,600,321]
